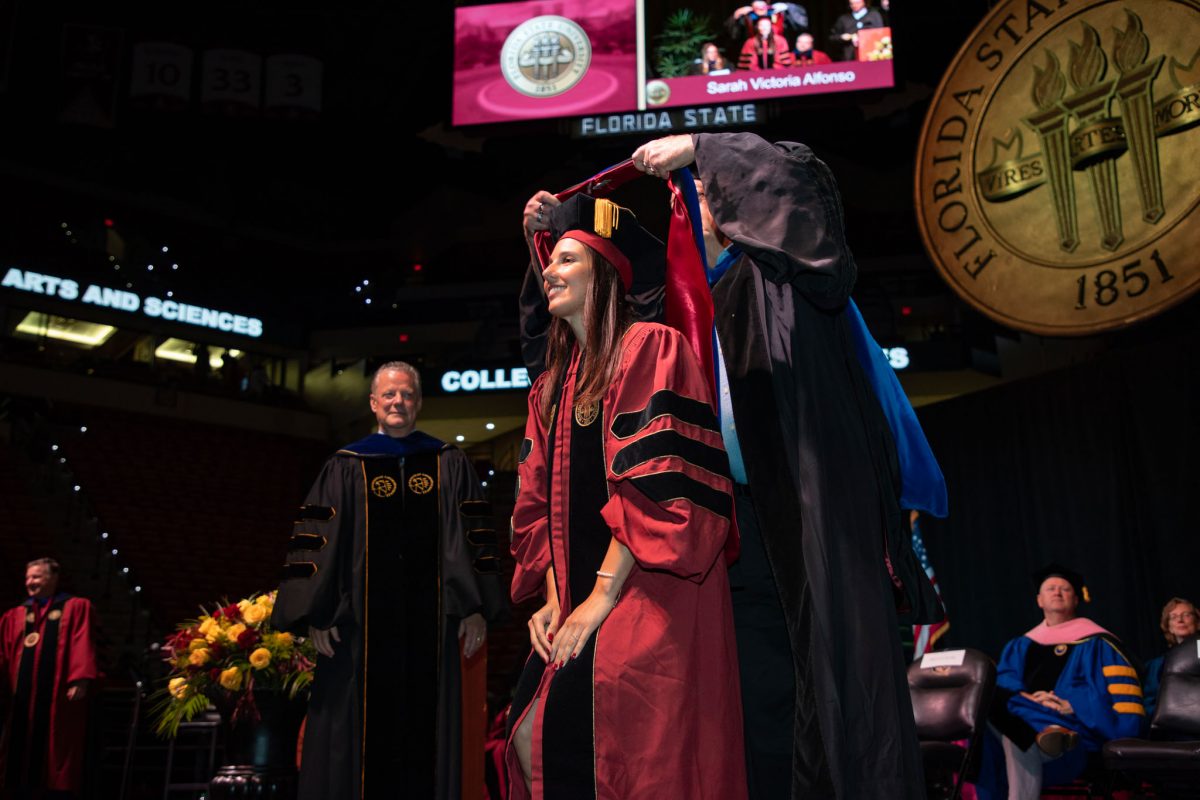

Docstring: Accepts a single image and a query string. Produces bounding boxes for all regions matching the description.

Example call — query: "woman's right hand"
[528,596,562,662]
[523,191,560,238]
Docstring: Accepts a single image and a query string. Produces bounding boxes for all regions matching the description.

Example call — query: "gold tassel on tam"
[593,198,620,239]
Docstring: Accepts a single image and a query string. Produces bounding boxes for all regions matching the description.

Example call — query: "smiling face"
[370,369,421,438]
[703,43,719,61]
[756,17,773,37]
[26,563,57,599]
[1036,576,1080,620]
[543,237,595,330]
[1167,601,1199,643]
[797,33,814,51]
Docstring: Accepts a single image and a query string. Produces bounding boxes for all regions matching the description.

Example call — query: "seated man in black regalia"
[272,361,504,800]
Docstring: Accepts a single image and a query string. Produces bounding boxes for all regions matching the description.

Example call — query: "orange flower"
[218,667,243,691]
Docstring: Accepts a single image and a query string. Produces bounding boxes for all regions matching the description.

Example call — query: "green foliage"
[654,9,718,79]
[150,687,210,738]
[149,590,316,738]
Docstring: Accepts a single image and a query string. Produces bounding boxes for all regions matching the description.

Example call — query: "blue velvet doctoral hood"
[844,300,948,518]
[339,430,444,457]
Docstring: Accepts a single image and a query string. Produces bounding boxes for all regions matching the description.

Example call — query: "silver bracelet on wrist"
[596,570,616,579]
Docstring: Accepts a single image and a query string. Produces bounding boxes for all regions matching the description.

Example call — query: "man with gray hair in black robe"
[272,360,504,800]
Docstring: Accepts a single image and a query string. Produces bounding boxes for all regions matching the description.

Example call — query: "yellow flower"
[256,593,273,607]
[237,599,252,614]
[188,638,208,652]
[168,677,189,699]
[188,648,211,666]
[226,623,247,642]
[272,632,294,648]
[249,648,272,670]
[242,604,267,625]
[219,667,243,691]
[198,617,217,637]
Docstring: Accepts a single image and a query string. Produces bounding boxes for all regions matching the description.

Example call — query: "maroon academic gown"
[507,322,747,800]
[0,595,98,795]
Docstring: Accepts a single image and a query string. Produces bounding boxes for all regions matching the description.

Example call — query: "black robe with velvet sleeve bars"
[271,431,504,800]
[691,131,931,799]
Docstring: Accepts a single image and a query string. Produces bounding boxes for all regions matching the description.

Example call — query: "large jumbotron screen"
[453,0,896,126]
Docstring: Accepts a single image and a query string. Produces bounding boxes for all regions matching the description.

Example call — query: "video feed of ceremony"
[452,0,896,126]
[642,0,896,108]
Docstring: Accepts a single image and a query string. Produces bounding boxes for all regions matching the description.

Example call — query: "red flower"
[236,629,260,649]
[222,603,241,620]
[209,668,221,682]
[209,642,225,661]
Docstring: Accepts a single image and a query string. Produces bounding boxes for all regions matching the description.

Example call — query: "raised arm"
[632,132,856,307]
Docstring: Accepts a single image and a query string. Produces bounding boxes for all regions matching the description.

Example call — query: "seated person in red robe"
[0,558,98,799]
[739,17,795,70]
[505,192,747,799]
[792,32,832,66]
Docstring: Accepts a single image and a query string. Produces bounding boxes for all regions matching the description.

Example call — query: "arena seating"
[53,405,329,630]
[0,439,53,569]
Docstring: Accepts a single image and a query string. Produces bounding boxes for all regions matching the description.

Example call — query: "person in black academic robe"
[272,361,504,800]
[621,132,938,799]
[829,0,885,61]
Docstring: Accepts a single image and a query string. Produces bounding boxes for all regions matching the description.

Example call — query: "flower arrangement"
[151,590,316,736]
[866,35,894,61]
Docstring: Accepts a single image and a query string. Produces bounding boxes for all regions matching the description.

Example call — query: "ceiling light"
[15,312,116,347]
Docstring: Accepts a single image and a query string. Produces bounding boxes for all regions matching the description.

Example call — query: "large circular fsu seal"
[500,15,592,98]
[915,0,1200,335]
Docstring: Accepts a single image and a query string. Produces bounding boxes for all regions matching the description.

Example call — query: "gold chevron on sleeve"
[1107,683,1143,697]
[1112,701,1146,715]
[1103,665,1138,678]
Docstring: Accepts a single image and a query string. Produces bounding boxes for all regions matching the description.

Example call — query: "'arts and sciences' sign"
[2,267,264,338]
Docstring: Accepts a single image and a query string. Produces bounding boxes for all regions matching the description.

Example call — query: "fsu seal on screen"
[500,15,592,98]
[915,0,1200,335]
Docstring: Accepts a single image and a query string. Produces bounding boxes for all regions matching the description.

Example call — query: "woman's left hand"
[547,592,616,667]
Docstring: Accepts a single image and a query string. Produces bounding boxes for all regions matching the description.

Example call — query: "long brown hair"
[539,245,635,425]
[700,42,726,73]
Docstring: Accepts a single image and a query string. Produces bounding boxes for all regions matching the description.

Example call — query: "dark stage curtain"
[914,331,1200,667]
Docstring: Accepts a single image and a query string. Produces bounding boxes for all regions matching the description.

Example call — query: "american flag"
[911,515,949,659]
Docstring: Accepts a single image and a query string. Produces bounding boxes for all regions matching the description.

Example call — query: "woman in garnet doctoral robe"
[505,192,747,800]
